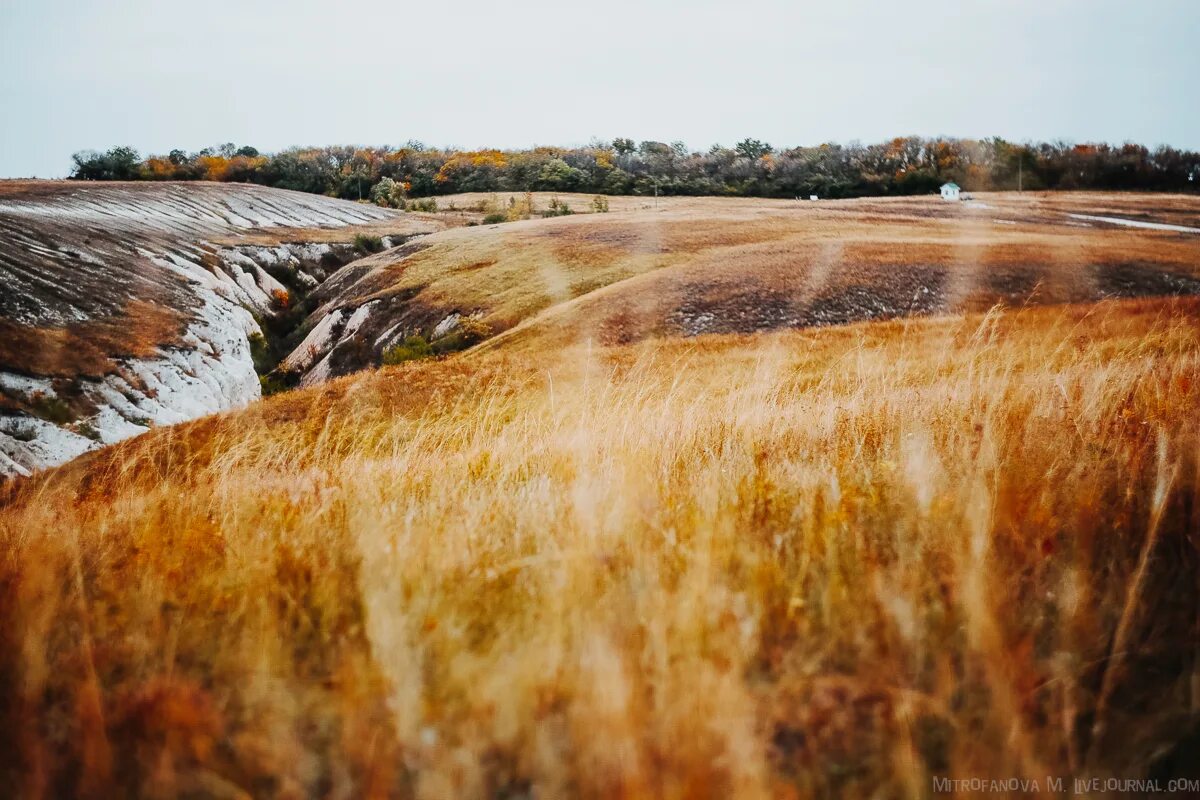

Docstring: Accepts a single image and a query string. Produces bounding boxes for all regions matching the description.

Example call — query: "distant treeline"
[70,137,1200,204]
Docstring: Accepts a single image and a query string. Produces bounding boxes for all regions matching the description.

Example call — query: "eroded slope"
[276,191,1200,373]
[0,181,437,475]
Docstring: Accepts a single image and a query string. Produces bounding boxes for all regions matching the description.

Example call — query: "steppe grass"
[1,298,1198,798]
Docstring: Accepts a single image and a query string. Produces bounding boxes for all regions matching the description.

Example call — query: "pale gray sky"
[2,0,1198,177]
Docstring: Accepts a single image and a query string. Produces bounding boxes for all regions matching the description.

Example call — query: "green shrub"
[248,331,273,373]
[382,335,434,365]
[541,197,574,218]
[75,422,101,441]
[369,177,407,209]
[432,317,493,354]
[70,146,141,180]
[259,371,298,396]
[482,212,508,225]
[29,393,73,424]
[353,234,385,255]
[409,198,438,213]
[591,195,610,213]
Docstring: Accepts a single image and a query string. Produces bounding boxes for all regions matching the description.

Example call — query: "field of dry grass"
[2,288,1199,796]
[315,192,1200,357]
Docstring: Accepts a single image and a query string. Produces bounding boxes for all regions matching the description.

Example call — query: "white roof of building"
[941,182,960,189]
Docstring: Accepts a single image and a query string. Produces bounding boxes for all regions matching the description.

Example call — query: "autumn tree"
[611,137,636,155]
[735,138,773,160]
[67,137,1200,198]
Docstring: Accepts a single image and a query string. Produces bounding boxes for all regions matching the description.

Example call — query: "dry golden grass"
[322,192,1200,354]
[0,299,187,379]
[2,296,1199,797]
[208,217,441,248]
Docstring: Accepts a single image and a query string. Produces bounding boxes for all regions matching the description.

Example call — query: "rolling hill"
[277,191,1200,380]
[1,186,1199,796]
[0,181,438,475]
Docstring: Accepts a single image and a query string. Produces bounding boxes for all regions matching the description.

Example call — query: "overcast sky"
[2,0,1198,177]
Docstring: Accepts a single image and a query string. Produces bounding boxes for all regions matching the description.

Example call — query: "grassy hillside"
[2,291,1199,796]
[279,191,1200,391]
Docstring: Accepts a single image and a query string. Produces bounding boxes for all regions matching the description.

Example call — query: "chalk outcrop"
[0,181,434,476]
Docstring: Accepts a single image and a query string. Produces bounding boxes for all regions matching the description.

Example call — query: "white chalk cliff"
[0,182,430,477]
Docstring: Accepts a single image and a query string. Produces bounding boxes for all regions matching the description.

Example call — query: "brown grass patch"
[2,298,1199,796]
[323,193,1200,357]
[0,300,186,378]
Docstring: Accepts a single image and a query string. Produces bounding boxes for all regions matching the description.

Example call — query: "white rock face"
[432,312,463,339]
[281,309,347,374]
[284,305,488,389]
[0,287,263,476]
[374,323,405,349]
[0,182,434,477]
[0,417,97,478]
[0,373,57,400]
[342,301,379,338]
[284,300,384,388]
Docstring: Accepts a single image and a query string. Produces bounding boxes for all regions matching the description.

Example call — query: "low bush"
[353,234,385,255]
[7,425,36,442]
[541,197,574,218]
[382,335,434,365]
[506,193,534,221]
[247,332,273,373]
[28,393,73,424]
[259,371,299,396]
[432,317,493,354]
[369,177,407,209]
[74,422,101,441]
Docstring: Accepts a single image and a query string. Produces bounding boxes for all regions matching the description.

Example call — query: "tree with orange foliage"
[141,158,178,180]
[435,150,507,192]
[197,156,232,182]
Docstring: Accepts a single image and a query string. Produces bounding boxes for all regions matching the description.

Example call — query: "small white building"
[940,182,961,201]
